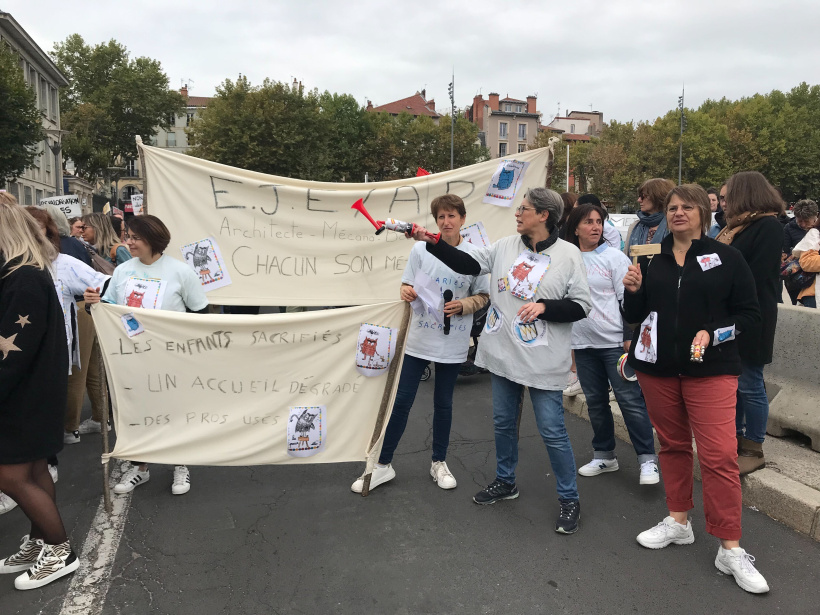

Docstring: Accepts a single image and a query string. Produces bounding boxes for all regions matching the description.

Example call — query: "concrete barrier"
[765,304,820,452]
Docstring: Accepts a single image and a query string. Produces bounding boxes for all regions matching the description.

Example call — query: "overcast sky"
[6,0,820,124]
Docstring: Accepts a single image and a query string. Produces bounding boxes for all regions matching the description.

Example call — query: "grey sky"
[6,0,820,124]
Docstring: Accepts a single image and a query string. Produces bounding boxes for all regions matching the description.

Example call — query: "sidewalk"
[563,392,820,541]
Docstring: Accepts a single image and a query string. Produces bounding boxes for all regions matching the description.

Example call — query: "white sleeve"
[401,243,422,285]
[611,249,632,303]
[180,267,209,311]
[603,222,622,250]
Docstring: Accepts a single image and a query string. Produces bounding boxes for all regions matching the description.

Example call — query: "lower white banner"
[93,302,409,466]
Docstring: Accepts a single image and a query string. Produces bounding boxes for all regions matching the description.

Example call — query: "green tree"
[0,43,43,187]
[51,34,184,182]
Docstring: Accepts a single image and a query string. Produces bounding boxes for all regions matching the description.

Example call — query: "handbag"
[85,245,116,275]
[780,256,814,294]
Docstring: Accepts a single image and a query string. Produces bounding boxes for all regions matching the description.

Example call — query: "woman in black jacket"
[0,201,79,590]
[623,184,768,594]
[716,172,785,474]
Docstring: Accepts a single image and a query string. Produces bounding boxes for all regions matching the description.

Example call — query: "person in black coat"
[716,172,786,475]
[623,184,768,594]
[0,201,79,590]
[782,200,818,305]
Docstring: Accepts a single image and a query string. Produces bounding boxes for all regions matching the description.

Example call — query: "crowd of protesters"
[2,168,813,594]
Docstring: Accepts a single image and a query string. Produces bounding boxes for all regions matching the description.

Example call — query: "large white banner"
[94,302,408,466]
[140,143,549,305]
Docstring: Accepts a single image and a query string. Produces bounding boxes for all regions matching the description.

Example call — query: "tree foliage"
[0,43,42,187]
[51,34,185,181]
[547,82,820,208]
[187,77,489,181]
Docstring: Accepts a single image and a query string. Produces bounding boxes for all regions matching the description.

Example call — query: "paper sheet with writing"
[409,270,444,325]
[92,301,408,466]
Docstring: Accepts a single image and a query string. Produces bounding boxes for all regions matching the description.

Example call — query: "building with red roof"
[366,90,441,124]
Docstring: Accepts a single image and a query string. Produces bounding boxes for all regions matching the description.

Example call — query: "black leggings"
[0,459,68,545]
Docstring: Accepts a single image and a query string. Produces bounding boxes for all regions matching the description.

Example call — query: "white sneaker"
[63,430,80,444]
[563,372,582,397]
[0,534,40,573]
[430,461,457,489]
[48,465,58,484]
[637,516,695,549]
[351,464,396,493]
[113,467,150,494]
[715,546,769,594]
[0,491,18,515]
[14,541,78,590]
[171,466,191,495]
[578,457,619,476]
[78,418,110,434]
[639,460,660,485]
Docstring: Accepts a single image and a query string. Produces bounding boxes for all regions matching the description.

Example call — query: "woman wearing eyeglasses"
[84,215,208,497]
[408,188,591,535]
[623,184,767,594]
[624,179,676,256]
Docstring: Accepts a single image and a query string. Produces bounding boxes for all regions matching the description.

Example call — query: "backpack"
[780,256,815,294]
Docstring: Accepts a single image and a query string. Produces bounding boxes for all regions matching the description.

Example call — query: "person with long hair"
[84,215,208,496]
[0,201,79,590]
[350,195,489,493]
[81,212,131,266]
[716,171,785,474]
[623,184,767,594]
[562,202,659,485]
[624,178,676,255]
[407,187,591,534]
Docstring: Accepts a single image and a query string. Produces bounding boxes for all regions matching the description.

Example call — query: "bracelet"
[690,344,705,363]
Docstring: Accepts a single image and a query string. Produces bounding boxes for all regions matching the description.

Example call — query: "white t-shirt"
[571,245,630,349]
[468,235,591,390]
[103,254,208,313]
[402,240,490,363]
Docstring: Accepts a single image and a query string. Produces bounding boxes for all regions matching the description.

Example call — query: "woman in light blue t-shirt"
[84,215,207,498]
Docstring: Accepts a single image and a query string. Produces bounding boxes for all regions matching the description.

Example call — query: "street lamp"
[107,166,126,207]
[44,128,70,196]
[678,87,686,185]
[448,72,455,170]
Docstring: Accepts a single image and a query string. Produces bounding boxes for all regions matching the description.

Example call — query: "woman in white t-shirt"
[562,202,659,485]
[351,195,489,494]
[84,215,208,497]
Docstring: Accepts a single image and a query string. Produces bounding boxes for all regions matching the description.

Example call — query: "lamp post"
[448,72,455,170]
[44,128,70,196]
[678,87,686,185]
[107,166,126,208]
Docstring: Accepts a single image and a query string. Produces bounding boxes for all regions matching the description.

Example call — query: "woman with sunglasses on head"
[623,184,767,594]
[0,200,80,590]
[562,202,659,486]
[408,187,591,535]
[84,215,208,496]
[624,178,676,256]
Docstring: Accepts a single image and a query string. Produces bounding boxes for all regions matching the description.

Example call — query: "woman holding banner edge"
[84,215,208,496]
[407,187,591,534]
[351,194,489,493]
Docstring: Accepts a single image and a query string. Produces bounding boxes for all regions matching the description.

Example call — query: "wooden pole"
[361,302,412,497]
[93,315,113,515]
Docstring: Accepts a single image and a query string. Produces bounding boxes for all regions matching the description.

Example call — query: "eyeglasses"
[515,205,537,215]
[637,193,646,200]
[124,234,143,243]
[77,225,87,230]
[667,204,696,214]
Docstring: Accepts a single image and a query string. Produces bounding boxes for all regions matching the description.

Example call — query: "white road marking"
[59,462,131,615]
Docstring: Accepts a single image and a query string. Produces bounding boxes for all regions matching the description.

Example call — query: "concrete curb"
[563,392,820,542]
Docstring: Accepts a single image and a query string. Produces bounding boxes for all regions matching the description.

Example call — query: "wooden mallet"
[629,243,662,265]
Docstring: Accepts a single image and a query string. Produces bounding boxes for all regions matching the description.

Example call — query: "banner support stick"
[362,302,411,496]
[96,333,113,515]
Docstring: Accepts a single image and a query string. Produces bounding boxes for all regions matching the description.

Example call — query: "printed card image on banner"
[181,237,233,292]
[124,277,166,310]
[508,252,551,301]
[484,305,503,335]
[635,311,658,364]
[483,159,530,206]
[287,406,326,458]
[355,323,397,377]
[460,221,490,248]
[511,315,549,347]
[121,312,144,338]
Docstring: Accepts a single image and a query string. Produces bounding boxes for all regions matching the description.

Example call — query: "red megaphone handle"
[350,199,382,231]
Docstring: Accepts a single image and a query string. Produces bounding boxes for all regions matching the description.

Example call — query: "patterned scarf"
[631,210,668,246]
[715,211,777,245]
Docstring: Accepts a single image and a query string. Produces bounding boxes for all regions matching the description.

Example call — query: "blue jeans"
[735,362,769,443]
[379,354,461,464]
[491,374,579,500]
[574,347,657,463]
[801,296,816,308]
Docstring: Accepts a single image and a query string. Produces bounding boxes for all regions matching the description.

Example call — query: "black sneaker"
[555,498,580,534]
[473,479,519,505]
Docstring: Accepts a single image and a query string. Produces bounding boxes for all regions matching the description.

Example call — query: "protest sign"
[131,193,144,215]
[39,194,81,219]
[93,301,409,466]
[139,142,549,306]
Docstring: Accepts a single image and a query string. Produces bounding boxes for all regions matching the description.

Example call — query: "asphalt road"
[2,371,819,615]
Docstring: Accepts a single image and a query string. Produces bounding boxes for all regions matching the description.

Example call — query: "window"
[122,185,137,200]
[499,142,507,157]
[125,159,138,177]
[570,123,576,133]
[518,124,527,140]
[186,112,196,126]
[167,113,176,126]
[8,182,19,201]
[35,189,43,204]
[45,147,52,172]
[50,87,58,119]
[24,186,33,205]
[40,79,48,113]
[518,144,527,153]
[505,104,511,112]
[166,132,177,147]
[516,105,522,113]
[499,122,508,138]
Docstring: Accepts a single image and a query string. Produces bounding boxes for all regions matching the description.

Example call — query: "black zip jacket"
[623,234,761,378]
[783,218,807,256]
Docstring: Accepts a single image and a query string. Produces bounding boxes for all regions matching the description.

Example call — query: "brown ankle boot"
[737,437,765,475]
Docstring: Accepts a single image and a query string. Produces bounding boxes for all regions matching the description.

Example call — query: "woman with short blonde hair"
[81,213,131,265]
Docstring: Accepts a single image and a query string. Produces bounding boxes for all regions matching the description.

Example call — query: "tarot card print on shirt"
[634,311,658,364]
[697,253,722,271]
[287,406,326,458]
[181,237,233,291]
[123,277,166,309]
[508,252,551,301]
[355,323,397,377]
